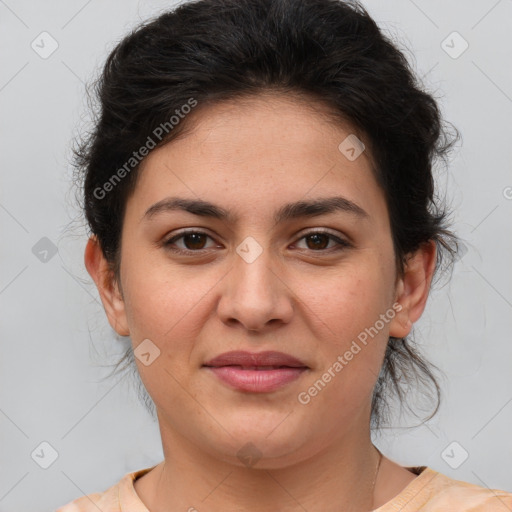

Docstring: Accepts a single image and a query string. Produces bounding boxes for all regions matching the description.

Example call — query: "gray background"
[1,0,511,510]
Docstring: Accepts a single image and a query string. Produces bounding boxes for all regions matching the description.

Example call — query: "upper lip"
[203,350,309,368]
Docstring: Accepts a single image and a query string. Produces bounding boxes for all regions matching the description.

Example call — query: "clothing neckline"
[372,466,439,511]
[122,464,437,512]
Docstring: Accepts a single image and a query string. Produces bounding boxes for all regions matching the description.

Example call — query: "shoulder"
[55,480,120,512]
[55,466,155,512]
[55,486,118,512]
[392,466,512,511]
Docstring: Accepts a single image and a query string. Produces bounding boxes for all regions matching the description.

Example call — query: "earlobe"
[84,236,130,337]
[389,241,437,339]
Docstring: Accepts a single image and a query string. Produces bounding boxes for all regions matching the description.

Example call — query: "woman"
[57,0,512,510]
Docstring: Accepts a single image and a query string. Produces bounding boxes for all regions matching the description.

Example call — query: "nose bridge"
[235,241,274,296]
[217,236,292,330]
[233,238,277,305]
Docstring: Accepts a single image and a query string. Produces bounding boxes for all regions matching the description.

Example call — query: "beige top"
[56,464,512,511]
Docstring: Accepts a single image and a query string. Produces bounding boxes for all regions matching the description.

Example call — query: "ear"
[389,240,437,338]
[84,235,130,336]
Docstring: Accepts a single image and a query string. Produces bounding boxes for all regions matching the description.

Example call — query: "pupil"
[307,234,328,250]
[184,233,206,250]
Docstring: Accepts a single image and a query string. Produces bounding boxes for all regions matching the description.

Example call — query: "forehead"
[128,93,387,226]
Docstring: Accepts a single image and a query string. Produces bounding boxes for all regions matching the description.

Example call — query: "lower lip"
[204,366,308,392]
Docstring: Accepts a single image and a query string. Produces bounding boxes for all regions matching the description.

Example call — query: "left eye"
[163,230,350,254]
[295,231,350,251]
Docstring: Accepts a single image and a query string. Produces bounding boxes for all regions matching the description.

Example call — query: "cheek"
[298,265,392,344]
[296,264,392,396]
[123,267,213,342]
[119,235,208,331]
[120,262,218,410]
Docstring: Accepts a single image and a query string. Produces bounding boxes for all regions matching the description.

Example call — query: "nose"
[217,245,294,333]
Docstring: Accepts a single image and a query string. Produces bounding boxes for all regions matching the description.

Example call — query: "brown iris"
[304,233,330,250]
[182,233,208,250]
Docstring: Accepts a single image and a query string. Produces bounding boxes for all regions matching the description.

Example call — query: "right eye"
[163,230,219,254]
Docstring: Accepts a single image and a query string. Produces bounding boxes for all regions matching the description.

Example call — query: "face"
[87,93,426,469]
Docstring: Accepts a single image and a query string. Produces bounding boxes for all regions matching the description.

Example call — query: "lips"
[203,350,309,369]
[202,351,309,392]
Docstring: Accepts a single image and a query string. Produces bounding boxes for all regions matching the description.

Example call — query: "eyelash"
[163,229,351,255]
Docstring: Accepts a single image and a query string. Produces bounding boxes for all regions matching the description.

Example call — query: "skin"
[85,92,436,511]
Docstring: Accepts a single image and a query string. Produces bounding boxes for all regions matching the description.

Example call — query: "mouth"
[203,366,308,392]
[203,364,307,370]
[203,350,309,369]
[202,351,309,393]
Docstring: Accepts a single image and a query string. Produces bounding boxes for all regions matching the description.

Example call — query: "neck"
[140,416,382,512]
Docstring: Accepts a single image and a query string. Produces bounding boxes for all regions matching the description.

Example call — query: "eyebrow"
[142,195,369,224]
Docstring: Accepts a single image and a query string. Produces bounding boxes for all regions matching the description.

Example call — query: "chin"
[203,422,313,469]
